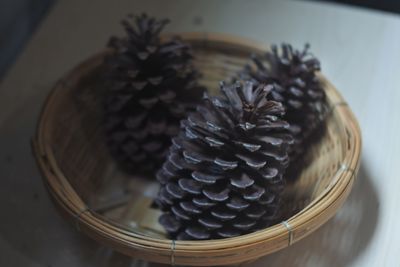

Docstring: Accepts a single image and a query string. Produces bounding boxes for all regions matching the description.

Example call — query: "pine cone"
[156,81,293,240]
[103,14,204,174]
[240,43,327,163]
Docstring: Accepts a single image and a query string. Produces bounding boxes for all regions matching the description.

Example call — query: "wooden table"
[1,0,399,266]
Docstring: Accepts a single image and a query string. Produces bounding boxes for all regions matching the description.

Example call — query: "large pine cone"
[103,14,204,174]
[156,81,293,240]
[240,43,327,163]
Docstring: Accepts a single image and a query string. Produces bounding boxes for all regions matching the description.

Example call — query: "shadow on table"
[0,99,378,267]
[91,162,379,267]
[250,162,379,267]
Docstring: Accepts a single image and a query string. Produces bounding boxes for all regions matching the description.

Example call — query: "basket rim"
[33,32,362,265]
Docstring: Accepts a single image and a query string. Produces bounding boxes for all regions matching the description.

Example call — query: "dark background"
[0,0,399,81]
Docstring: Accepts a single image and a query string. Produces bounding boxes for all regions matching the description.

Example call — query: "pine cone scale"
[103,14,204,174]
[157,81,293,240]
[240,43,328,172]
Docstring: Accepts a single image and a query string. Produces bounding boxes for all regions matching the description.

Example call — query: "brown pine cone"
[240,43,328,166]
[103,14,204,174]
[156,81,293,240]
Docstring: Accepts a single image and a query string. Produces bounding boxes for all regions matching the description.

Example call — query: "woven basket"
[33,33,361,266]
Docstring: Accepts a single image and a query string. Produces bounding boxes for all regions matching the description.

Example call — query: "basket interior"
[43,40,347,239]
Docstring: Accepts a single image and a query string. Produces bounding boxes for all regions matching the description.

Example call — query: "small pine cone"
[240,43,328,163]
[156,81,293,240]
[103,14,204,174]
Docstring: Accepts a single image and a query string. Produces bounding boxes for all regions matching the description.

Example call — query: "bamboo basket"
[33,33,361,266]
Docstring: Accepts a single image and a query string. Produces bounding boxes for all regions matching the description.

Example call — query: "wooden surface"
[0,0,398,266]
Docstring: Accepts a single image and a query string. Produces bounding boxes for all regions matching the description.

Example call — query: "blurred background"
[1,0,398,266]
[0,0,399,81]
[0,0,55,80]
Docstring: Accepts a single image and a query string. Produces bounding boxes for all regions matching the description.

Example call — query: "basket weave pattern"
[33,33,361,266]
